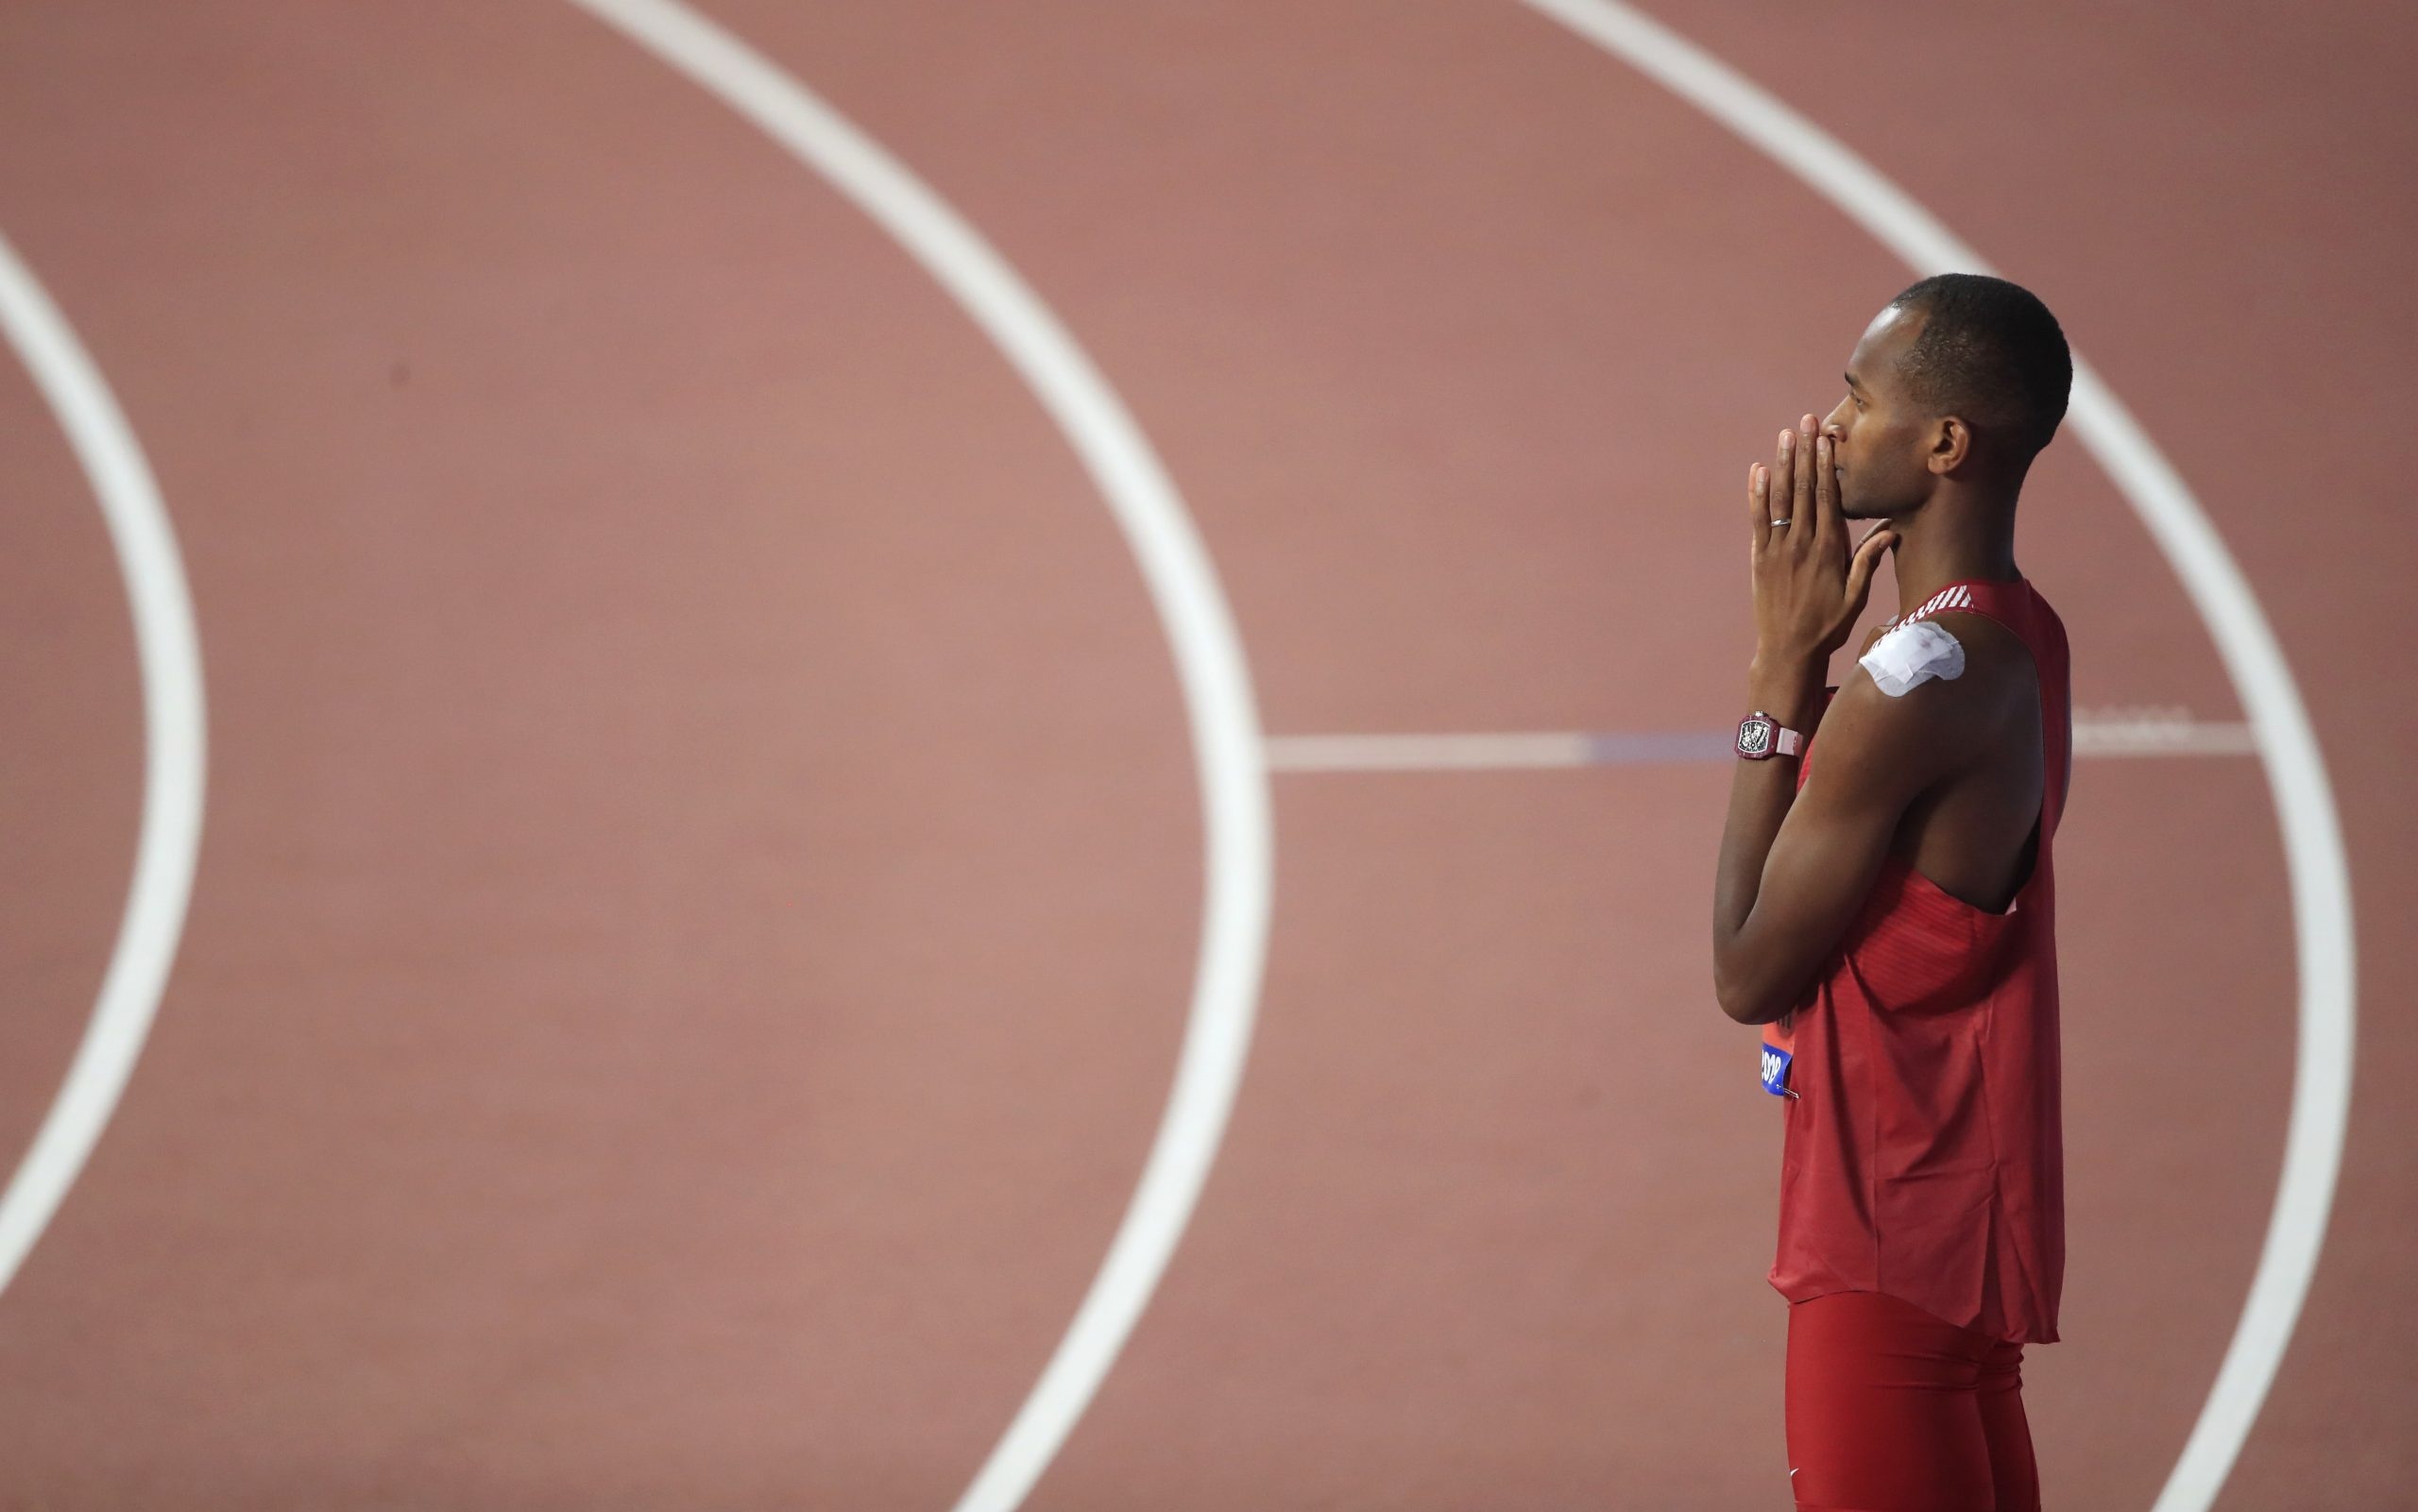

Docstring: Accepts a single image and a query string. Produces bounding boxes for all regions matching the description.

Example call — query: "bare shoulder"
[1815,612,2030,787]
[1923,610,2041,725]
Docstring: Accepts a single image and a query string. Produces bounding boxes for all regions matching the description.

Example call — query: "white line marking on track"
[1269,730,1609,772]
[0,230,208,1296]
[2071,710,2261,758]
[1519,5,2355,1508]
[1266,711,2258,772]
[556,5,1274,1510]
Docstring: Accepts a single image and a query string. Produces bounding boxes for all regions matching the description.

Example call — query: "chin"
[1840,488,1909,522]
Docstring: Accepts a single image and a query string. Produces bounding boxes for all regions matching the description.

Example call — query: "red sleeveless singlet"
[1761,577,2071,1346]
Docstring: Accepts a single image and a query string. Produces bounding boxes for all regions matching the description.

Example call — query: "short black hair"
[1886,273,2072,459]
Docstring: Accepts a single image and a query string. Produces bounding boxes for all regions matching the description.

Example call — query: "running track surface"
[0,3,2410,1507]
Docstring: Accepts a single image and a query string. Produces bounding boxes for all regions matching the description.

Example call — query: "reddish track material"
[0,3,2407,1507]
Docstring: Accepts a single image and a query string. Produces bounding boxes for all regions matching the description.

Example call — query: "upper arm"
[1718,663,1977,1022]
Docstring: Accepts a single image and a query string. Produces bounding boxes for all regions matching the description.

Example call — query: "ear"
[1925,416,1971,475]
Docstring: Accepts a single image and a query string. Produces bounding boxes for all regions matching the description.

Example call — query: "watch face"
[1737,716,1775,758]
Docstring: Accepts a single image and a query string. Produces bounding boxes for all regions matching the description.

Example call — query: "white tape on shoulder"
[1860,619,1966,697]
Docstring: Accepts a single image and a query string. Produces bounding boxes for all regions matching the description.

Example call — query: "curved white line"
[0,230,208,1293]
[1517,4,2356,1506]
[556,5,1274,1509]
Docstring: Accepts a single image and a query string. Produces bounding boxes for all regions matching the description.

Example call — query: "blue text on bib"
[1760,1043,1794,1097]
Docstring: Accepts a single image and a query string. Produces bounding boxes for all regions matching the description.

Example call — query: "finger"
[1771,427,1796,528]
[1790,420,1815,545]
[1748,461,1770,549]
[1814,434,1843,543]
[1844,525,1897,611]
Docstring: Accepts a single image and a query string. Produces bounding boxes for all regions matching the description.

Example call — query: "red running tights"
[1784,1290,2040,1511]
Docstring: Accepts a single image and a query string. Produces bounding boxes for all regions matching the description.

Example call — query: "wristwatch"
[1735,711,1804,760]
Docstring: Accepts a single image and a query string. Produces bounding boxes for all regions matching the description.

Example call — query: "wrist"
[1746,650,1827,730]
[1748,645,1826,686]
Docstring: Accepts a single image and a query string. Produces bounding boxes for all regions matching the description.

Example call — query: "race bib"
[1760,1018,1797,1098]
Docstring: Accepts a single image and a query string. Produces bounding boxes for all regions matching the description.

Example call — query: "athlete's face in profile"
[1821,305,1934,520]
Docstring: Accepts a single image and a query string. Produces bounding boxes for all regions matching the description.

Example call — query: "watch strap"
[1737,710,1806,760]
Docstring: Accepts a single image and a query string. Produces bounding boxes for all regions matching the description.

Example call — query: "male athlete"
[1711,273,2073,1511]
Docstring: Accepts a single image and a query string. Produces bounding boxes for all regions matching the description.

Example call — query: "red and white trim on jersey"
[1900,583,1976,625]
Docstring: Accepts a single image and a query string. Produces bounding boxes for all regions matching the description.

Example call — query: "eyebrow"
[1844,371,1866,393]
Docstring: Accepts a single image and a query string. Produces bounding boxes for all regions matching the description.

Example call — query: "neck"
[1887,476,2021,616]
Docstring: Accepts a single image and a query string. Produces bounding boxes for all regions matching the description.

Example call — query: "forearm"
[1711,653,1828,1018]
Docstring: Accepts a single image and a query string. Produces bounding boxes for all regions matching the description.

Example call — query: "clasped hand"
[1749,414,1896,664]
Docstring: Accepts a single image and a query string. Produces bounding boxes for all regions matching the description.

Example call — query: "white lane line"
[555,6,1273,1510]
[1518,6,2355,1508]
[1265,711,2259,772]
[2073,711,2260,757]
[1269,731,1607,772]
[0,230,208,1295]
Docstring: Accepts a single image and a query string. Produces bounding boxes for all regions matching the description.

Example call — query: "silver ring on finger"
[1770,518,1792,527]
